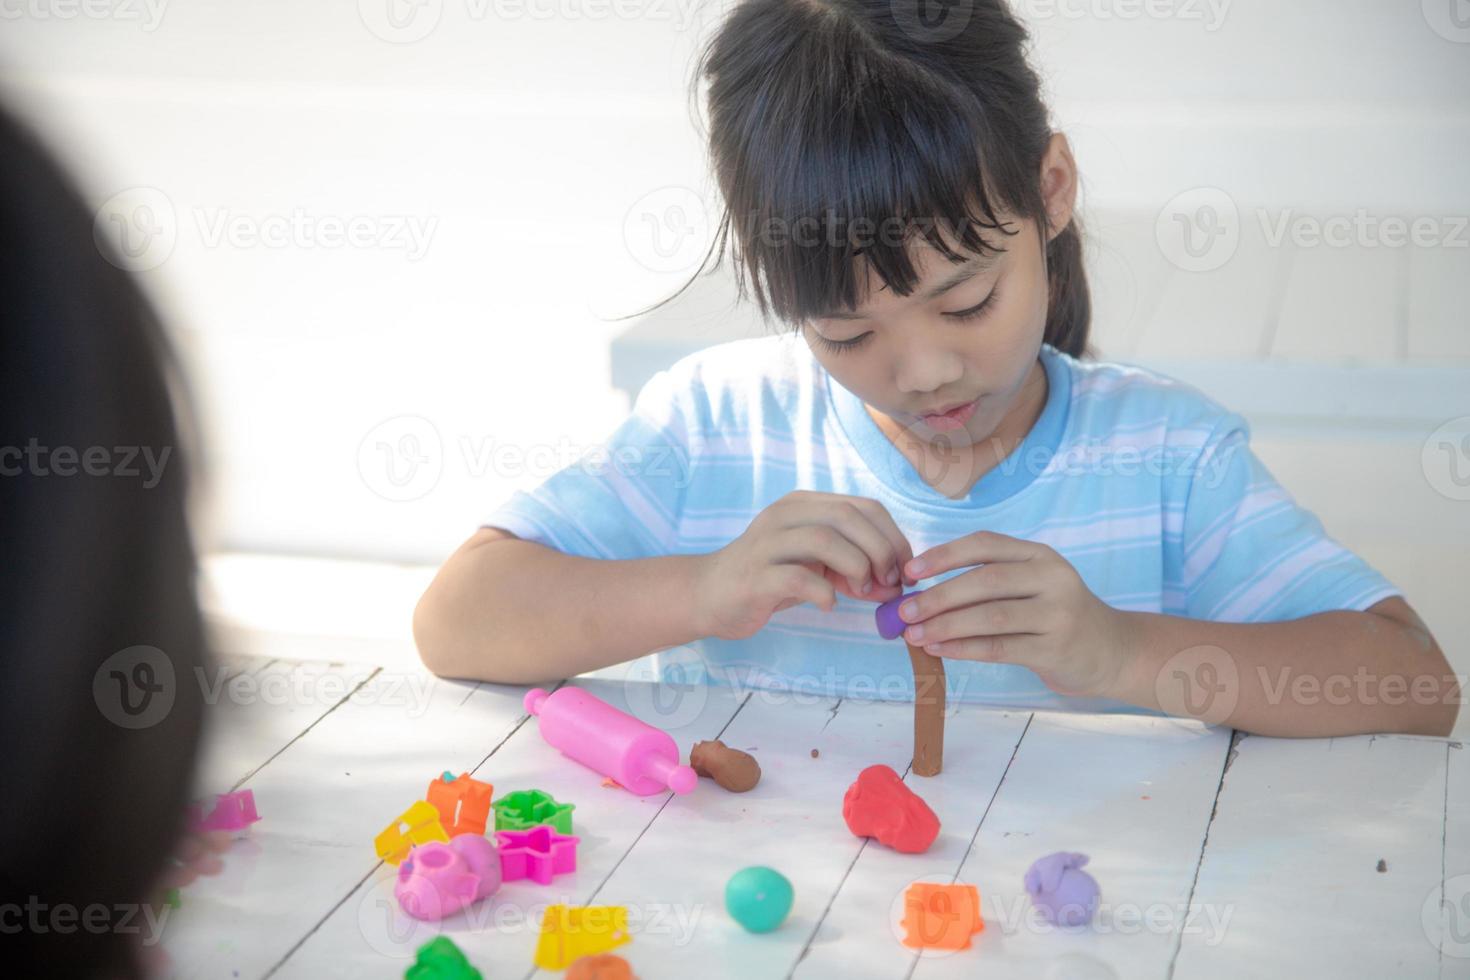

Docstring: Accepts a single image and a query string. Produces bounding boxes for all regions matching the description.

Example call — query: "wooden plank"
[1171,733,1449,979]
[1431,740,1469,975]
[269,678,747,980]
[191,658,379,797]
[792,706,1032,979]
[524,695,965,980]
[159,670,532,979]
[903,713,1231,979]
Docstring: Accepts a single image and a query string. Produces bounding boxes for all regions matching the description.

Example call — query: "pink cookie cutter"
[394,834,503,921]
[187,789,260,833]
[495,824,580,884]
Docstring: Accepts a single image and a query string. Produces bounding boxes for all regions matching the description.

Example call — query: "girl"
[0,100,217,977]
[414,0,1457,738]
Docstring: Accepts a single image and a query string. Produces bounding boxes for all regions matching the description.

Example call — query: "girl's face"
[802,211,1052,452]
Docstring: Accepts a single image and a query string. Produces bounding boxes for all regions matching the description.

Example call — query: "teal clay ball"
[725,866,794,933]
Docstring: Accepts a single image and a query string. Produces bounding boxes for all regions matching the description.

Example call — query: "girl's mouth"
[918,398,979,432]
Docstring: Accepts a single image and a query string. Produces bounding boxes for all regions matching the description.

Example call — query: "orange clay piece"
[566,953,636,980]
[690,740,761,793]
[900,883,984,951]
[426,771,493,836]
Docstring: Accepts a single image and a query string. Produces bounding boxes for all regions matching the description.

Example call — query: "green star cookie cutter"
[493,788,575,834]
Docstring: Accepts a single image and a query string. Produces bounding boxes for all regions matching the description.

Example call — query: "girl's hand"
[693,490,914,640]
[159,829,234,888]
[897,530,1131,698]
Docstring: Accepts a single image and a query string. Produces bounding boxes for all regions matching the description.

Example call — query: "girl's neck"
[867,357,1049,501]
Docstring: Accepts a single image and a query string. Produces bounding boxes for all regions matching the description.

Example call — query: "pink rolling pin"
[524,687,698,796]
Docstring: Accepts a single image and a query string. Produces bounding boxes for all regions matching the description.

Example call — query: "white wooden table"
[162,655,1469,980]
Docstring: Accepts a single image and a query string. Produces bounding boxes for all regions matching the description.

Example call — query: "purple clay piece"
[1024,851,1100,927]
[875,590,925,640]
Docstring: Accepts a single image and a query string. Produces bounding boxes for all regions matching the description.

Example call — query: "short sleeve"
[1176,413,1402,622]
[480,367,695,560]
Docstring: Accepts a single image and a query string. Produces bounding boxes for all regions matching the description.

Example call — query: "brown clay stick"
[907,642,946,776]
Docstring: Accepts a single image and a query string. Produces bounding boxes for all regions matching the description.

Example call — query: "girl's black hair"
[0,99,208,978]
[631,0,1090,358]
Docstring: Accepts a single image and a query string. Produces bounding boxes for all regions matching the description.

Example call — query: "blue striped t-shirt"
[482,335,1401,711]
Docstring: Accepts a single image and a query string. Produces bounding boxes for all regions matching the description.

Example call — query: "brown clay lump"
[690,739,761,792]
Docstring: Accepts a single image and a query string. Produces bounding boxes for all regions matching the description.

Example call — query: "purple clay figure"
[875,590,925,640]
[1024,851,1100,927]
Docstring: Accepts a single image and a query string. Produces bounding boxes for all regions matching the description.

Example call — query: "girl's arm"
[1110,596,1460,738]
[413,527,710,684]
[415,491,915,684]
[896,532,1460,738]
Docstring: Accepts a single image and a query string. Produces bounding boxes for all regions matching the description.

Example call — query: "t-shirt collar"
[824,343,1072,509]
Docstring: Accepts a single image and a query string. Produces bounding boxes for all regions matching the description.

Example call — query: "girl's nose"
[895,344,963,398]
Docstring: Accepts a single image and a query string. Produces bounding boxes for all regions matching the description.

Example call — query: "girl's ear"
[1039,132,1080,242]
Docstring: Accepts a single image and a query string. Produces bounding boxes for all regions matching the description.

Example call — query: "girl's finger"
[904,597,1042,646]
[771,523,876,596]
[841,496,916,585]
[190,852,226,876]
[160,862,199,889]
[926,632,1037,664]
[818,564,903,604]
[907,529,1040,580]
[768,563,838,613]
[899,561,1042,623]
[779,498,904,590]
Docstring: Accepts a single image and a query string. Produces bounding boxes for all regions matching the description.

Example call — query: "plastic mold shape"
[495,824,580,884]
[493,788,576,835]
[533,904,631,971]
[405,935,483,980]
[901,882,984,950]
[375,800,450,866]
[1024,851,1100,926]
[394,834,502,921]
[186,789,261,834]
[427,771,493,837]
[842,764,941,853]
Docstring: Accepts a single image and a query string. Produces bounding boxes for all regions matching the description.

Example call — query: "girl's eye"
[944,286,1001,323]
[813,331,873,355]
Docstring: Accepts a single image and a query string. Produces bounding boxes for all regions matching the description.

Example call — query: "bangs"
[712,45,1031,328]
